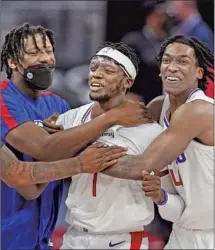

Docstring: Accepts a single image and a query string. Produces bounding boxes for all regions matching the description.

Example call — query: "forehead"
[24,33,52,50]
[163,42,196,59]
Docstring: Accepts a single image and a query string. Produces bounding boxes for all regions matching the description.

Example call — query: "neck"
[169,87,198,115]
[91,94,125,119]
[11,75,40,100]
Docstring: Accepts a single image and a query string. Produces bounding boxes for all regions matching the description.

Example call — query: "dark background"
[106,0,214,41]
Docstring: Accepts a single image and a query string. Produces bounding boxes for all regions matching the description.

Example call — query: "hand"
[78,142,127,173]
[43,113,63,134]
[142,170,165,203]
[109,100,154,127]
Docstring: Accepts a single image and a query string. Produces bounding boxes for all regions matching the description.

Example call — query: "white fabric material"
[160,89,214,249]
[164,224,213,249]
[57,103,163,235]
[159,174,185,223]
[61,226,148,249]
[96,47,137,80]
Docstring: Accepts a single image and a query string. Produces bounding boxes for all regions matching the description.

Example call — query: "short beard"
[89,93,111,103]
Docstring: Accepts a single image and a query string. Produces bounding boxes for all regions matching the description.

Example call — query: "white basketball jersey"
[57,103,163,233]
[161,89,214,230]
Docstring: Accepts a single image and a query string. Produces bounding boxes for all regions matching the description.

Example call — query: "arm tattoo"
[31,158,81,183]
[102,155,147,180]
[0,145,81,186]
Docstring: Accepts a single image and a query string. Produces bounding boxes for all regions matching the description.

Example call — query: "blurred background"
[1,0,214,248]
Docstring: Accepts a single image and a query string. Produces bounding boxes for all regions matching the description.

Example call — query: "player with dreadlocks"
[82,35,213,249]
[0,23,150,249]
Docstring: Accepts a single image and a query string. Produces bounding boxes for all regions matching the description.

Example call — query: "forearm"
[102,130,187,180]
[158,192,185,223]
[158,174,185,222]
[16,184,48,200]
[42,113,114,160]
[102,155,145,180]
[0,146,81,186]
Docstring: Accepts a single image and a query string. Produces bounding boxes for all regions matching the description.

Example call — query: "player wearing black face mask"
[21,63,55,90]
[1,22,56,98]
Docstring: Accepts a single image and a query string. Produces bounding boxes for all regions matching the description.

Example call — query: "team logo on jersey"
[101,131,114,138]
[176,152,187,164]
[109,240,126,247]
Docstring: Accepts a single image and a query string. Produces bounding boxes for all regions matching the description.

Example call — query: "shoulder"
[40,91,70,111]
[57,103,93,128]
[170,100,213,131]
[147,95,166,121]
[1,80,10,92]
[1,80,15,101]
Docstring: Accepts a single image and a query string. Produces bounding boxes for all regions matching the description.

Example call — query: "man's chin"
[89,94,110,103]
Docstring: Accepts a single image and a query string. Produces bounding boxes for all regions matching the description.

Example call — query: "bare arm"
[6,101,148,161]
[6,114,114,161]
[147,95,165,121]
[102,101,213,179]
[0,143,126,187]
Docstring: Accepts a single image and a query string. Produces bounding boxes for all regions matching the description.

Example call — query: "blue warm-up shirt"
[1,80,71,249]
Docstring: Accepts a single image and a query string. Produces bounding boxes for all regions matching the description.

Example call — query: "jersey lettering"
[176,153,187,164]
[169,168,183,186]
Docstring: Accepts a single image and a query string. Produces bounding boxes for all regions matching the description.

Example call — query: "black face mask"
[23,63,55,90]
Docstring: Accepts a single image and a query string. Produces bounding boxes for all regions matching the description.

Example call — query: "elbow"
[23,193,41,200]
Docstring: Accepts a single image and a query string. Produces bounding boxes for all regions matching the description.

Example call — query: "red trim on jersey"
[1,95,18,129]
[1,80,9,90]
[130,231,148,250]
[40,91,53,96]
[81,104,93,124]
[169,169,183,186]
[92,173,98,197]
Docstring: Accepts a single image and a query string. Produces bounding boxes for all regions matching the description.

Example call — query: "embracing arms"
[102,101,213,179]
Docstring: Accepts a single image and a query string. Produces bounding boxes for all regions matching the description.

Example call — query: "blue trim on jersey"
[1,80,71,249]
[187,88,200,100]
[163,115,169,128]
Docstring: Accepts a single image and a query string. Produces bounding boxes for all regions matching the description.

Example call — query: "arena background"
[0,0,214,249]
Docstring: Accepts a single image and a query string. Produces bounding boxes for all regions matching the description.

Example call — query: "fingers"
[102,159,118,169]
[91,142,106,148]
[142,185,160,192]
[142,173,160,182]
[43,127,63,134]
[144,191,159,198]
[43,122,64,130]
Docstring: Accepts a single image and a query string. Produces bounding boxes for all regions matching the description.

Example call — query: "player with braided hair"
[94,36,213,249]
[0,23,151,249]
[156,35,214,91]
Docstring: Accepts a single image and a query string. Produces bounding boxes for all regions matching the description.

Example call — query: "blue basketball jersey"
[1,80,70,249]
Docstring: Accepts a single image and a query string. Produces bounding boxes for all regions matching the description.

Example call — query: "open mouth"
[166,76,180,83]
[90,82,104,91]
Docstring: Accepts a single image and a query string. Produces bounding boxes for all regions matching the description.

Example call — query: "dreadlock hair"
[96,41,140,75]
[156,35,214,91]
[1,22,55,79]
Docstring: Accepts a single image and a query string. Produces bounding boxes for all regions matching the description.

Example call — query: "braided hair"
[1,22,55,79]
[156,35,214,90]
[96,41,140,74]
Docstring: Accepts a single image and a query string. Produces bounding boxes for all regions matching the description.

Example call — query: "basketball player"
[55,42,165,249]
[101,35,214,249]
[0,23,152,249]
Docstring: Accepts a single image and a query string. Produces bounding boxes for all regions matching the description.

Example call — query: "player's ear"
[124,78,134,89]
[197,67,204,80]
[8,58,17,69]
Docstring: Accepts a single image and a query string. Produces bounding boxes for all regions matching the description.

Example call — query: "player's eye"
[161,58,170,64]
